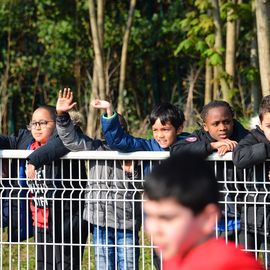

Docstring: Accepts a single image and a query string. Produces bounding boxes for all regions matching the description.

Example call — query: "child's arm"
[233,133,268,168]
[171,132,237,156]
[210,139,238,156]
[27,131,70,168]
[0,129,30,149]
[56,88,103,151]
[92,99,154,151]
[57,113,102,151]
[171,133,213,157]
[0,135,12,149]
[26,131,70,179]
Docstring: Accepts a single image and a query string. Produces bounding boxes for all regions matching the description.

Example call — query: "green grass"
[1,229,155,269]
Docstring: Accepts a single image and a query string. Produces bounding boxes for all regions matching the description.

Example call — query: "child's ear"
[176,125,183,135]
[203,122,208,132]
[199,204,220,235]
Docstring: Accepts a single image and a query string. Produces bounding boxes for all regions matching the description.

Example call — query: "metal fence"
[0,150,268,269]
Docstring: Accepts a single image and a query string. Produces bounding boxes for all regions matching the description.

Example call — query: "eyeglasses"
[27,120,55,130]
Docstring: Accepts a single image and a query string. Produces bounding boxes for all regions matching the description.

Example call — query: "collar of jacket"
[251,126,270,144]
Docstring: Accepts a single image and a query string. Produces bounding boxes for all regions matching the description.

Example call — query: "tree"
[211,0,231,102]
[256,0,270,96]
[117,0,137,114]
[225,0,237,89]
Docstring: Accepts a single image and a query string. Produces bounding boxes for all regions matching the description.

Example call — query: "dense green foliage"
[0,0,267,135]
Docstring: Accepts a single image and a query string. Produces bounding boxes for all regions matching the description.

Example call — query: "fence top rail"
[0,149,233,161]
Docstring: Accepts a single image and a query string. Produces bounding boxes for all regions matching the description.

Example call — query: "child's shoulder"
[249,127,268,143]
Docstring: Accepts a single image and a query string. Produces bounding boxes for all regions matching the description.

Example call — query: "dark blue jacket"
[101,112,189,152]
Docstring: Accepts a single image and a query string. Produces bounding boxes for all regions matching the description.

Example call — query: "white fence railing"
[0,150,268,269]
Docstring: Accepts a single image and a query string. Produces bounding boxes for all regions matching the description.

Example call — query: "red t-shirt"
[29,141,49,229]
[163,239,264,270]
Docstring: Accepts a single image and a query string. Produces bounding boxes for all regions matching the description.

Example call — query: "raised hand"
[56,88,77,115]
[91,99,113,117]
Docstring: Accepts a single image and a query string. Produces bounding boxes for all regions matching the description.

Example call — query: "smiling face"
[203,107,234,141]
[152,118,182,148]
[260,112,270,141]
[30,108,56,145]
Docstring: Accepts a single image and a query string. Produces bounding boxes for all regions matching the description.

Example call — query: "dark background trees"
[0,0,269,135]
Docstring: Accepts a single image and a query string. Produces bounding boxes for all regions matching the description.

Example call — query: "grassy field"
[0,229,155,269]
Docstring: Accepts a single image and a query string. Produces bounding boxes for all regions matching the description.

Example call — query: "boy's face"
[144,198,207,260]
[260,112,270,141]
[30,108,56,145]
[152,118,182,148]
[203,107,234,141]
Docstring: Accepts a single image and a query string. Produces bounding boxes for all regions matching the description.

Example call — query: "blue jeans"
[93,225,139,270]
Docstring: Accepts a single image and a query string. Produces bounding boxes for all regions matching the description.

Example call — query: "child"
[233,95,270,268]
[93,98,188,269]
[171,100,249,240]
[0,105,87,270]
[93,99,188,152]
[171,100,248,156]
[144,152,264,270]
[56,88,142,270]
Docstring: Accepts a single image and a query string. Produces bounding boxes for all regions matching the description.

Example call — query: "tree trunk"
[97,0,104,48]
[88,0,106,100]
[86,61,99,137]
[251,0,261,114]
[117,0,137,114]
[256,0,270,96]
[225,0,236,89]
[184,66,202,128]
[204,59,213,104]
[0,26,11,133]
[213,66,219,99]
[211,0,231,102]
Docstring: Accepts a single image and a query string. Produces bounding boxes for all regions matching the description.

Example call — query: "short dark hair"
[144,152,219,215]
[35,105,57,121]
[149,103,185,130]
[200,100,234,122]
[259,95,270,122]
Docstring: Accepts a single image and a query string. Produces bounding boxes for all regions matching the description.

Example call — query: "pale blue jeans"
[93,225,139,270]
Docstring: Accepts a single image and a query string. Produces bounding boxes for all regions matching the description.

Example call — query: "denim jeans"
[93,225,139,270]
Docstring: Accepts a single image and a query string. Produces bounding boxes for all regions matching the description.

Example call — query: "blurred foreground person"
[144,152,264,270]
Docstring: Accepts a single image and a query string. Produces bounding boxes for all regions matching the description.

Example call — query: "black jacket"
[171,120,249,219]
[233,127,270,234]
[0,129,86,241]
[171,120,249,156]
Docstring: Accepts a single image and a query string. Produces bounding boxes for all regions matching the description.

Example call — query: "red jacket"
[163,238,264,270]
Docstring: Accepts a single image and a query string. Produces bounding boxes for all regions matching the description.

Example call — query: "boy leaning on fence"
[55,88,142,270]
[233,95,270,268]
[143,151,264,270]
[171,101,249,241]
[92,96,188,269]
[0,105,88,270]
